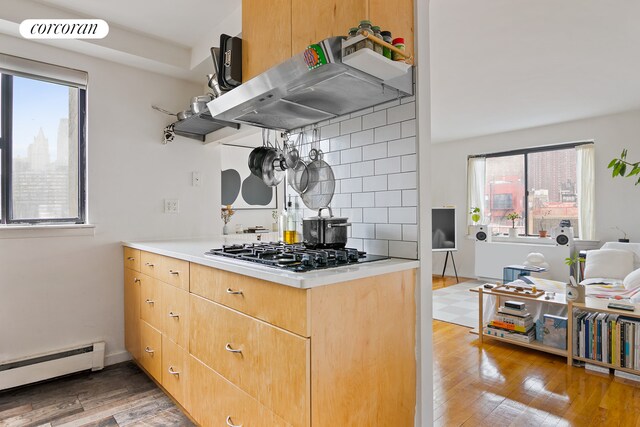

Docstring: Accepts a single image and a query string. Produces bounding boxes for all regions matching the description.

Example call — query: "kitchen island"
[122,238,418,427]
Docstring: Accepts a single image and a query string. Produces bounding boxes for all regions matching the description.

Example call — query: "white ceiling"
[37,0,240,47]
[430,0,640,143]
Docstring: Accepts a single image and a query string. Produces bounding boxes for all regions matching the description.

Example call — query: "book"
[498,307,532,317]
[484,326,535,343]
[489,320,533,333]
[542,314,568,350]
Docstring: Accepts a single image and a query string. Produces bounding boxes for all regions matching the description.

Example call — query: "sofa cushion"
[623,268,640,290]
[584,249,635,280]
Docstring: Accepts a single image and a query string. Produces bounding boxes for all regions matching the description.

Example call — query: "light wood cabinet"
[140,277,162,331]
[291,0,369,53]
[123,269,142,361]
[162,338,187,405]
[369,0,414,63]
[159,257,189,290]
[190,263,309,337]
[140,251,162,278]
[242,0,292,81]
[162,283,189,348]
[190,295,309,426]
[139,320,162,383]
[123,247,140,272]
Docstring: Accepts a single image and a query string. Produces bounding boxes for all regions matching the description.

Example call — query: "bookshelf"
[471,286,569,359]
[569,300,640,375]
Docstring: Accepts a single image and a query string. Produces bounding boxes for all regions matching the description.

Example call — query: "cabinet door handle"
[145,262,154,267]
[225,343,242,354]
[226,288,243,295]
[127,257,135,261]
[169,270,179,275]
[145,299,155,305]
[144,346,154,354]
[226,416,242,427]
[168,366,180,376]
[168,311,180,318]
[133,278,141,283]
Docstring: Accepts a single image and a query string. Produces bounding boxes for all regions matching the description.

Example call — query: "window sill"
[0,223,95,239]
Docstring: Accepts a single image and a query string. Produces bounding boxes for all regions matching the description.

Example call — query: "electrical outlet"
[164,199,179,214]
[192,171,201,187]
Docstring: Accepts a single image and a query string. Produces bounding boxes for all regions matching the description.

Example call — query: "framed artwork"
[220,144,277,210]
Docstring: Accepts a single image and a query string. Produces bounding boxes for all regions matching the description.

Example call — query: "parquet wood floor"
[0,362,194,427]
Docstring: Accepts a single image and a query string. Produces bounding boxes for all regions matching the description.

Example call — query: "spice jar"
[355,20,374,51]
[392,37,406,61]
[345,27,358,57]
[372,26,384,55]
[381,30,393,59]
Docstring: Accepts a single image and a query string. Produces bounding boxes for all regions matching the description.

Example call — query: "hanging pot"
[302,207,351,249]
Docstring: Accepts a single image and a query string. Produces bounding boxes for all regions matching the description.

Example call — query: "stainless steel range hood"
[206,37,413,131]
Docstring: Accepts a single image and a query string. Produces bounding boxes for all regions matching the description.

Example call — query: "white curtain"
[467,157,486,227]
[576,144,595,240]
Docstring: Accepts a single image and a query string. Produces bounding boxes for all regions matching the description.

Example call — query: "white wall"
[0,33,222,365]
[430,109,640,278]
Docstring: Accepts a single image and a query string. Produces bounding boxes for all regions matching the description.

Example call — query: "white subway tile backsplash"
[320,139,331,153]
[352,192,375,208]
[350,161,374,177]
[321,123,340,139]
[375,190,402,207]
[364,239,389,256]
[351,129,374,147]
[350,107,374,118]
[363,175,387,191]
[387,102,416,124]
[347,238,364,251]
[340,147,362,164]
[341,208,363,223]
[375,157,401,175]
[389,241,418,259]
[388,172,417,190]
[401,95,415,104]
[374,99,400,111]
[331,193,352,208]
[362,142,388,161]
[376,224,402,240]
[401,154,417,172]
[351,223,375,239]
[402,189,417,206]
[332,164,351,179]
[330,135,350,152]
[323,151,341,165]
[363,207,388,223]
[341,177,362,193]
[388,137,416,157]
[403,224,418,241]
[389,207,417,224]
[401,119,416,138]
[374,123,401,143]
[340,117,362,135]
[362,110,387,130]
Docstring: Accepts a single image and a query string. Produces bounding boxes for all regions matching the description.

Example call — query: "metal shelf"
[172,108,240,142]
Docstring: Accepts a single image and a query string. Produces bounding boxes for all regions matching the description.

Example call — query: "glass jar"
[344,27,358,57]
[380,30,393,59]
[392,37,406,61]
[372,26,384,55]
[355,20,374,52]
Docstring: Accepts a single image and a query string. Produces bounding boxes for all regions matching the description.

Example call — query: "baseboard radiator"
[0,342,105,391]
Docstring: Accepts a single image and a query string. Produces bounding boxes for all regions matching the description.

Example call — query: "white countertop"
[122,238,419,289]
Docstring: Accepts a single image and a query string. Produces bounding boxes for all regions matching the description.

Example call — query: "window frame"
[470,141,593,236]
[0,72,87,225]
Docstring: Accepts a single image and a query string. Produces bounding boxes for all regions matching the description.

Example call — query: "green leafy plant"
[565,252,581,279]
[505,211,521,228]
[608,149,640,185]
[469,207,481,224]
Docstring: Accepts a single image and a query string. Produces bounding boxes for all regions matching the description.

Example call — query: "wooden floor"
[432,274,475,290]
[0,362,194,427]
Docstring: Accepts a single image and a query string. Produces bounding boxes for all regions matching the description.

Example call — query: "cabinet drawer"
[140,251,162,278]
[162,338,187,405]
[190,263,309,337]
[159,257,189,290]
[123,247,141,272]
[188,355,291,427]
[139,321,162,383]
[140,277,162,331]
[189,295,309,426]
[162,283,189,348]
[124,269,144,361]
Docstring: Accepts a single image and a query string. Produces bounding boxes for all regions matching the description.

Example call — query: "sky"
[11,75,70,159]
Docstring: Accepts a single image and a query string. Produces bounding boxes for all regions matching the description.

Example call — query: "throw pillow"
[583,249,635,280]
[623,268,640,290]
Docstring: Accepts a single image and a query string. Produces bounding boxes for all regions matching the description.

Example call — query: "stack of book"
[485,301,536,343]
[574,310,640,369]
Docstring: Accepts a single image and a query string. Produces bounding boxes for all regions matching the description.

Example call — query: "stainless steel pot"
[191,94,213,115]
[303,207,351,249]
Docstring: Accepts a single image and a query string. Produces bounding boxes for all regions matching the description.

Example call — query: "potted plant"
[506,211,521,238]
[469,207,481,235]
[538,210,551,238]
[221,205,235,235]
[608,149,640,186]
[613,226,630,243]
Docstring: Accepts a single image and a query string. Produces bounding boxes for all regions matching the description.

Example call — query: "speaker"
[552,226,574,246]
[473,225,490,242]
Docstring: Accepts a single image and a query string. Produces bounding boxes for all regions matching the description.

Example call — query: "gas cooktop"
[204,242,389,273]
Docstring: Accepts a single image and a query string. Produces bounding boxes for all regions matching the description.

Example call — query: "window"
[468,142,595,239]
[0,55,86,224]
